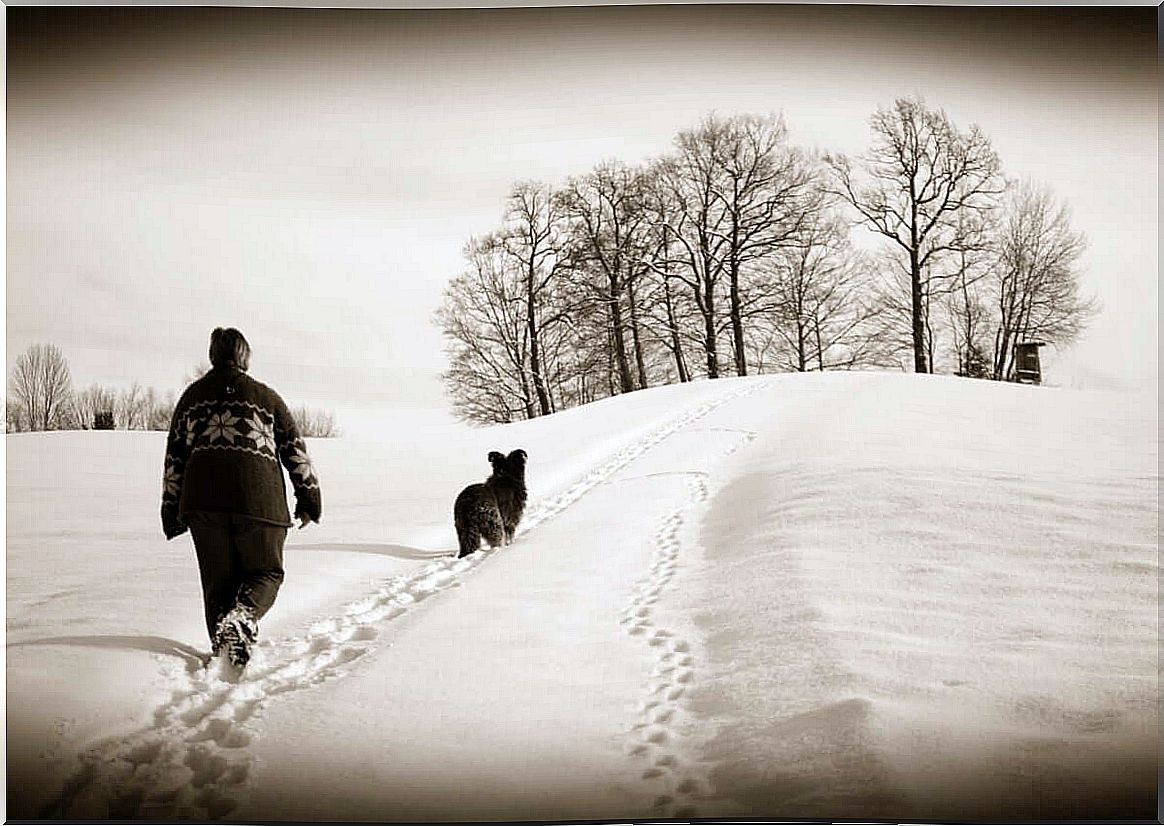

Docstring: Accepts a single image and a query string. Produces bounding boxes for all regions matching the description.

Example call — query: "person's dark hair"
[209,327,251,372]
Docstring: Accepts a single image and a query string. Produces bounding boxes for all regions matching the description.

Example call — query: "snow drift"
[5,372,1158,821]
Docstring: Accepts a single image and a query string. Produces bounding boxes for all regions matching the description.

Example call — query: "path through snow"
[43,382,759,820]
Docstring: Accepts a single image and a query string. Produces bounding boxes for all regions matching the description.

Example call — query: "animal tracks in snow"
[620,429,757,819]
[44,384,757,821]
[517,386,758,536]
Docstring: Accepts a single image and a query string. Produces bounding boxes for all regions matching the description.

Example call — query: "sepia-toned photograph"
[5,3,1158,822]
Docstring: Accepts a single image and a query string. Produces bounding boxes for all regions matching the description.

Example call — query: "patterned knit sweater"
[161,367,322,539]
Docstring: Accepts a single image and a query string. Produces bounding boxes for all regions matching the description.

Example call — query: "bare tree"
[116,382,150,430]
[655,263,695,382]
[71,384,118,430]
[441,349,522,425]
[498,181,571,415]
[292,405,340,438]
[558,161,655,394]
[651,132,732,378]
[989,180,1096,380]
[543,307,607,411]
[857,248,926,371]
[753,210,886,373]
[941,212,996,377]
[637,172,699,384]
[144,387,176,431]
[439,191,582,424]
[827,96,1005,373]
[646,115,822,378]
[9,343,74,431]
[6,399,29,433]
[437,237,538,423]
[704,114,823,376]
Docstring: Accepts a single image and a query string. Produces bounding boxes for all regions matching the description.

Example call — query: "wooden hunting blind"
[1013,341,1046,385]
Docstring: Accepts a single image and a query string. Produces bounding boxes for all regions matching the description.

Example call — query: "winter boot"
[215,605,258,670]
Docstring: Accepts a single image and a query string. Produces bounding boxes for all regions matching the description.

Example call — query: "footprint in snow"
[619,423,758,818]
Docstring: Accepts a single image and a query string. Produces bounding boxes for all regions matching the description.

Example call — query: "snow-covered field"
[5,372,1158,821]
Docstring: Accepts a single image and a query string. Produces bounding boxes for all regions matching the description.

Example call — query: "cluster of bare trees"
[291,405,340,440]
[439,99,1096,424]
[438,113,888,423]
[6,346,191,433]
[66,381,175,431]
[826,97,1095,379]
[6,346,339,437]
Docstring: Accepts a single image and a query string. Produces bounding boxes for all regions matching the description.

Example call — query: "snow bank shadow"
[702,696,903,819]
[291,542,450,560]
[9,635,206,672]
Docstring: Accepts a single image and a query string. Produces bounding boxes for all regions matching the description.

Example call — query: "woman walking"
[161,327,323,669]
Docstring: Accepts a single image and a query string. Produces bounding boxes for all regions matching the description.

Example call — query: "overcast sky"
[6,6,1157,428]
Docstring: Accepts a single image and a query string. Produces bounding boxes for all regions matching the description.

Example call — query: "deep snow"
[5,372,1158,821]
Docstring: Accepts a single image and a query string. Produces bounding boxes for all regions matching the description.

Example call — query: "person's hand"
[296,514,313,530]
[162,505,187,540]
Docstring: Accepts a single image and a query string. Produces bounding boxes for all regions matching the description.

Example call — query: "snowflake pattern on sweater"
[179,399,315,470]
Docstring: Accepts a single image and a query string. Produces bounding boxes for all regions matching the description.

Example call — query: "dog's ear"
[509,449,527,464]
[487,451,503,464]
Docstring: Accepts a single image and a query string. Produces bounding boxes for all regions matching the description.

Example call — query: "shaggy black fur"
[454,449,528,558]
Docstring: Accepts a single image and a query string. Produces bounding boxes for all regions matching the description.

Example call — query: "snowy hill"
[5,372,1158,821]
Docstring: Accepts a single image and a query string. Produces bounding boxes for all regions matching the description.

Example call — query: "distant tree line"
[437,97,1096,424]
[5,345,340,437]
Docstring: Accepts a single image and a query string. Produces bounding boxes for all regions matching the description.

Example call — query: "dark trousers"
[186,511,287,645]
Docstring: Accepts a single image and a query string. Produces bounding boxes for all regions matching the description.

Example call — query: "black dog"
[454,449,528,558]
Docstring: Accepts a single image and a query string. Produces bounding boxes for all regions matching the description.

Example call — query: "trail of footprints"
[46,385,757,821]
[518,387,758,534]
[619,431,757,819]
[47,554,487,820]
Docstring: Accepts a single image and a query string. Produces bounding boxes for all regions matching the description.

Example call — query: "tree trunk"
[703,266,719,379]
[517,369,535,421]
[608,292,635,394]
[994,277,1018,381]
[528,337,551,416]
[923,285,936,374]
[910,249,928,373]
[660,226,689,383]
[703,312,719,377]
[730,259,747,376]
[627,276,649,390]
[993,327,1008,381]
[663,275,689,383]
[605,319,617,397]
[796,321,807,372]
[526,267,552,417]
